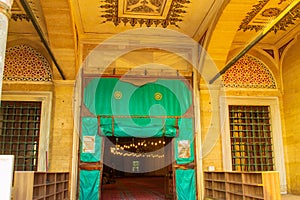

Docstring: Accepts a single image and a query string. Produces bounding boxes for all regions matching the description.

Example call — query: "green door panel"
[79,170,100,200]
[175,169,196,200]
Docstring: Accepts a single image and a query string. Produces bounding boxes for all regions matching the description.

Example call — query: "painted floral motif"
[223,54,276,89]
[4,44,52,81]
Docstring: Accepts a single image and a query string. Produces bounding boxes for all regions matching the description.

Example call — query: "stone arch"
[223,54,277,89]
[4,44,52,82]
[206,0,255,70]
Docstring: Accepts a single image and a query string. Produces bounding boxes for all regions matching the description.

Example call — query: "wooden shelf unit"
[14,171,69,200]
[204,171,281,200]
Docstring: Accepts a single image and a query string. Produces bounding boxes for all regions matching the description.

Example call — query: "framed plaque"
[82,136,95,153]
[178,140,190,158]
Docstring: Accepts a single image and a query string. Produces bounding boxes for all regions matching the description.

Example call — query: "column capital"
[0,0,13,18]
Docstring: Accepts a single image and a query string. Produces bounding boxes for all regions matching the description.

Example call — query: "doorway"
[101,137,174,199]
[78,77,197,200]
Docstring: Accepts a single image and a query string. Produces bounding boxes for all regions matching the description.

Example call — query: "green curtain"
[175,169,196,200]
[99,117,178,137]
[175,118,194,164]
[83,78,192,138]
[84,78,192,116]
[79,170,100,200]
[80,117,102,162]
[83,78,100,115]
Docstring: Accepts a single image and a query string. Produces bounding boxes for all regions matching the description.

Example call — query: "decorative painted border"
[11,14,30,22]
[238,0,300,33]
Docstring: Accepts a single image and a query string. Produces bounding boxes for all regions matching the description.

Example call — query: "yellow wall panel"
[282,40,300,194]
[48,81,74,172]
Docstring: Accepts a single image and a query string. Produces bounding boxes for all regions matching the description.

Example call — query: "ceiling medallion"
[238,0,300,33]
[100,0,190,28]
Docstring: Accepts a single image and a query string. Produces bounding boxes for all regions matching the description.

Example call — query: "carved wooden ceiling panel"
[239,0,300,33]
[119,0,172,18]
[100,0,190,28]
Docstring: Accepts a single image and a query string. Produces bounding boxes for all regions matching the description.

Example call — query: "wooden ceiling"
[6,0,300,80]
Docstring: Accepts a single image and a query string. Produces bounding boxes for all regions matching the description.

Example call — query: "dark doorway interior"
[102,137,173,199]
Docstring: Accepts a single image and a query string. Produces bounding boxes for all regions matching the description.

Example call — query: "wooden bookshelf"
[14,171,69,200]
[204,171,281,200]
[204,172,213,199]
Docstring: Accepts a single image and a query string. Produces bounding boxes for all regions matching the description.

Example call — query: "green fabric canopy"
[84,78,192,116]
[83,78,192,137]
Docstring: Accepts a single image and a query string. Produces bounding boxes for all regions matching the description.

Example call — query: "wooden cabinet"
[204,171,281,200]
[14,171,69,200]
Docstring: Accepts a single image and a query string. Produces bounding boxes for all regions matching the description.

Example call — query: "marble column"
[0,0,13,101]
[0,2,13,200]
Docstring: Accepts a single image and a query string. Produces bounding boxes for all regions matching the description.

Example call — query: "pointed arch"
[223,54,276,89]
